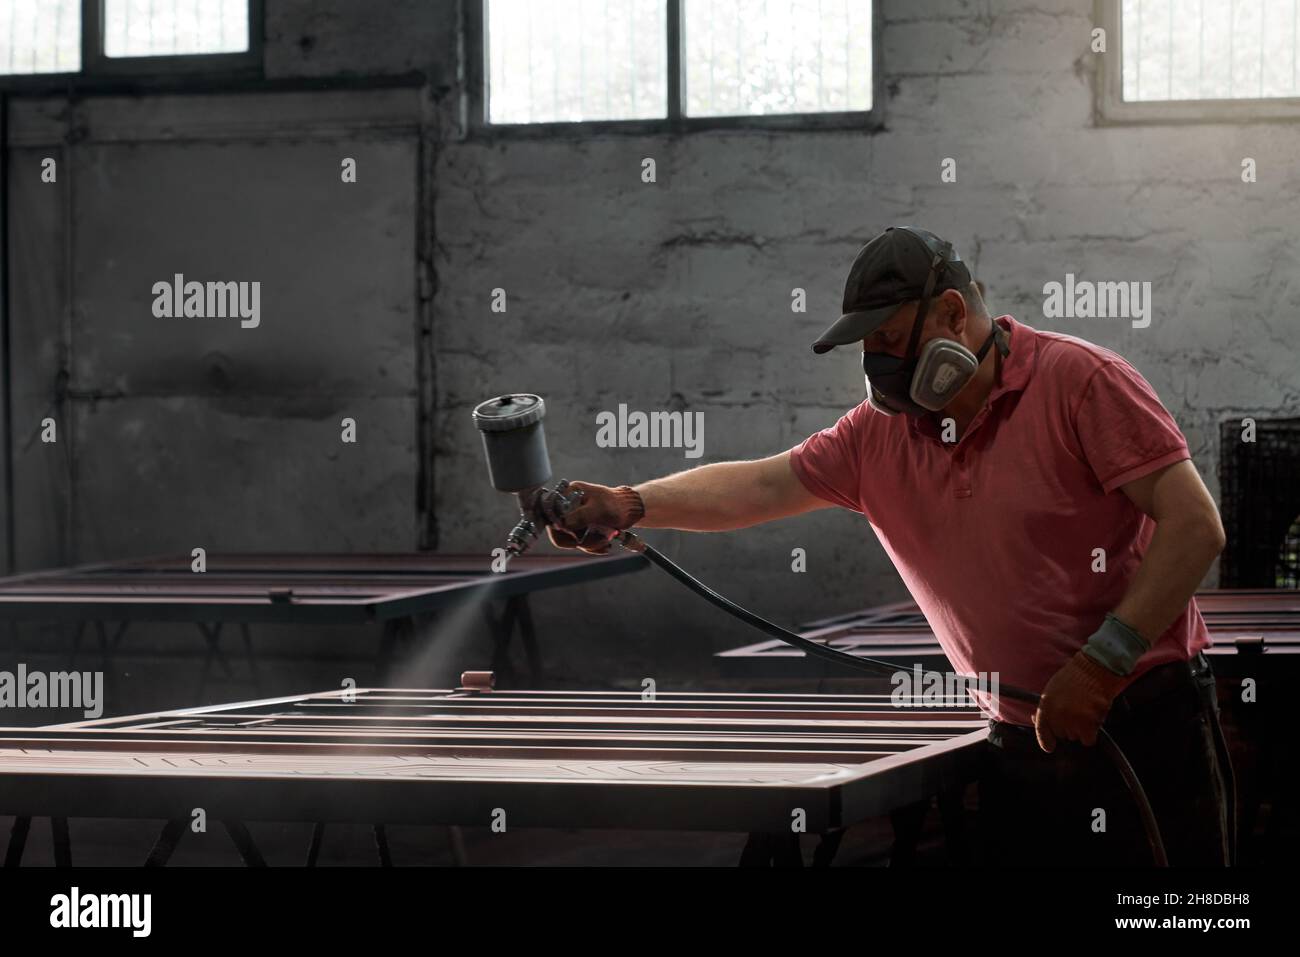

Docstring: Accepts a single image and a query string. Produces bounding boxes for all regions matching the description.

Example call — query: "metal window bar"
[1136,0,1142,99]
[816,0,823,110]
[1199,0,1204,97]
[709,0,715,110]
[28,4,38,71]
[57,2,67,70]
[1259,0,1265,96]
[1229,0,1235,96]
[667,0,682,120]
[527,2,534,123]
[735,0,742,115]
[628,0,636,115]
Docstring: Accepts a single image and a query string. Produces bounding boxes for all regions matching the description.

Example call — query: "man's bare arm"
[633,451,832,532]
[1111,458,1226,643]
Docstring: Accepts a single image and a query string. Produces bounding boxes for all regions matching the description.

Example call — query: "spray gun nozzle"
[499,481,588,562]
[499,486,546,562]
[504,519,538,556]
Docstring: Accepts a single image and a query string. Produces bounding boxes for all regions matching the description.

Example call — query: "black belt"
[987,652,1213,752]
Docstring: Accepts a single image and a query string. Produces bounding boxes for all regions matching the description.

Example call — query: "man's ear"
[939,288,967,334]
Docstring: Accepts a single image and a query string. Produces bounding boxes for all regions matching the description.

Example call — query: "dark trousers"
[977,652,1235,866]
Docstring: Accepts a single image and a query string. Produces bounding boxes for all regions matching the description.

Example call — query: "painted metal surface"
[0,687,986,832]
[0,552,646,623]
[720,589,1300,677]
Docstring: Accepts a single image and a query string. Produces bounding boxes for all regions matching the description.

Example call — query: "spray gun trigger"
[551,479,584,517]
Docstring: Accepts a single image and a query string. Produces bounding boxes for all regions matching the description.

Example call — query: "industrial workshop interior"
[0,0,1288,939]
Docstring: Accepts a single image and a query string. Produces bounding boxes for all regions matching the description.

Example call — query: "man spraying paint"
[546,225,1233,867]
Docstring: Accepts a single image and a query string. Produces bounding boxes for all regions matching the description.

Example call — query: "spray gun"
[472,394,641,564]
[471,392,1169,865]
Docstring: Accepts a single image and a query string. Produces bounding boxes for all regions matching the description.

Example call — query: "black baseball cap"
[811,225,972,354]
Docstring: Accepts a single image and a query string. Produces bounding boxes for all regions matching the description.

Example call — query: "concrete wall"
[435,0,1300,679]
[7,89,428,570]
[4,0,1298,696]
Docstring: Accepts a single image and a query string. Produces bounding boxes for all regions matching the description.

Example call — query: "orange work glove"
[1033,650,1131,752]
[546,481,645,555]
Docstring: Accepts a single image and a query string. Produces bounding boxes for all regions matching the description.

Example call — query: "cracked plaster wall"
[434,0,1300,681]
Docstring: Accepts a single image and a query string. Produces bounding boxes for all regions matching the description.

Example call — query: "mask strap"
[976,316,1011,363]
[904,240,951,360]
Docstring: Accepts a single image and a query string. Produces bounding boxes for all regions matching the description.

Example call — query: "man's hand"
[546,481,645,555]
[1033,650,1130,751]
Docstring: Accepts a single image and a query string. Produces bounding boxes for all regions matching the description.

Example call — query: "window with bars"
[1100,0,1300,121]
[0,0,259,80]
[0,0,81,75]
[684,0,872,117]
[487,0,668,123]
[104,0,250,59]
[475,0,876,131]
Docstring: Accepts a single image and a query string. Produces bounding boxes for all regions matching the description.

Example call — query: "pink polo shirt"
[789,316,1211,726]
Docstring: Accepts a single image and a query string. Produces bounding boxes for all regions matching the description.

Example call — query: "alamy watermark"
[595,404,703,459]
[1042,274,1151,328]
[890,665,1000,710]
[152,274,260,328]
[0,665,103,718]
[50,887,150,937]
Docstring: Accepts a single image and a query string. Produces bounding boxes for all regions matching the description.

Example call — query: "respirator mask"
[861,240,1005,417]
[810,226,1008,418]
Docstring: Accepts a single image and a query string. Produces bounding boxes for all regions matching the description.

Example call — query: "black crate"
[1219,418,1300,588]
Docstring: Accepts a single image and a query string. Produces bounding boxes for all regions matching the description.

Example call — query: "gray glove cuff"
[1080,613,1149,676]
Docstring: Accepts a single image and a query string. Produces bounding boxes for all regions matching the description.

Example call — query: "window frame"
[1096,0,1300,125]
[461,0,883,139]
[0,0,265,92]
